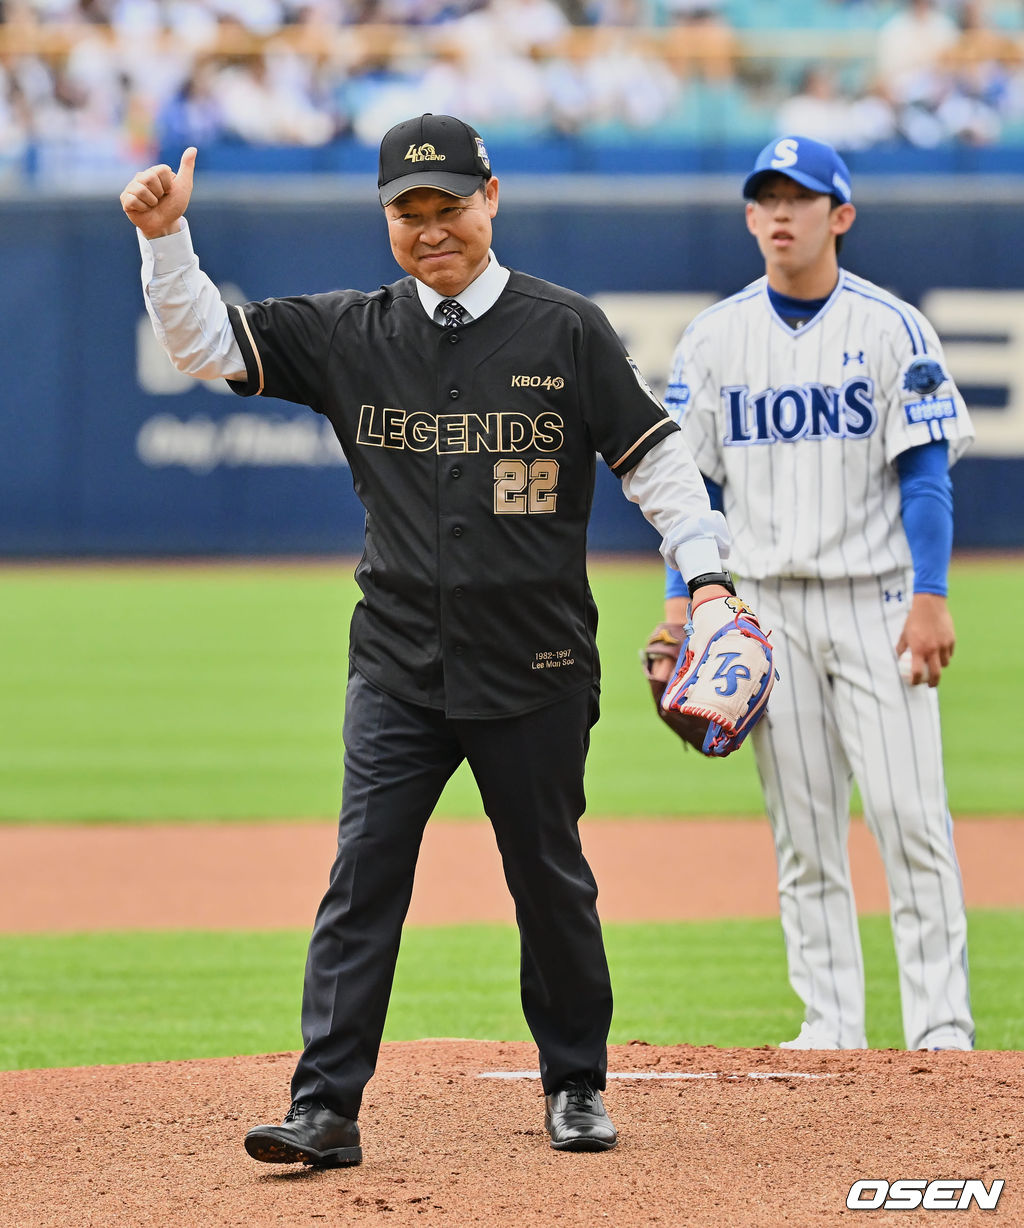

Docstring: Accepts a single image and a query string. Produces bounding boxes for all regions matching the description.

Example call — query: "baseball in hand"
[898,649,930,685]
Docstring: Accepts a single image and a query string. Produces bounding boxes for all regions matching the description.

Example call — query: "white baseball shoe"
[779,1022,841,1050]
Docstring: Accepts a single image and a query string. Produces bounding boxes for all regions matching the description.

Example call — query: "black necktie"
[438,298,466,328]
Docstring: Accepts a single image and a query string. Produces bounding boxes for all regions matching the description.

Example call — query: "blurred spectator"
[876,0,1023,146]
[163,1,220,47]
[875,0,960,108]
[939,0,1023,139]
[212,52,335,144]
[775,65,897,150]
[581,26,680,128]
[661,0,736,82]
[535,35,592,133]
[3,0,1024,184]
[846,80,901,148]
[449,0,571,57]
[367,0,484,23]
[583,0,655,22]
[157,58,224,150]
[205,0,289,37]
[776,65,854,147]
[0,59,30,176]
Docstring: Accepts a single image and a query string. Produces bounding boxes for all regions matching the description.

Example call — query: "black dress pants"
[289,668,612,1118]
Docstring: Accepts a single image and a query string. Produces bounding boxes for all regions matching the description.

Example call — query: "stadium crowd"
[1,0,1022,183]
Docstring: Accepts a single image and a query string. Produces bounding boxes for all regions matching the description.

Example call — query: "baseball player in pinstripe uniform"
[120,113,768,1161]
[661,136,975,1051]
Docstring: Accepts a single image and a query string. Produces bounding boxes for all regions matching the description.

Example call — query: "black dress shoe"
[244,1099,362,1167]
[544,1077,618,1152]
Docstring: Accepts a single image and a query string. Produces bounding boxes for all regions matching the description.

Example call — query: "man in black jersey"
[121,113,742,1162]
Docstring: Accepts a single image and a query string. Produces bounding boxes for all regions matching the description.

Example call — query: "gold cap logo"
[404,143,446,164]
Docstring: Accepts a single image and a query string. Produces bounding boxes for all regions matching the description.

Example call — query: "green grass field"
[1,556,1021,821]
[2,912,1022,1071]
[0,556,1021,1070]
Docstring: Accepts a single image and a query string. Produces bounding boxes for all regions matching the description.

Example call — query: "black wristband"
[687,571,736,599]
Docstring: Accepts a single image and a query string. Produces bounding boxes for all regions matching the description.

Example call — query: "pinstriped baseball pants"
[744,572,974,1051]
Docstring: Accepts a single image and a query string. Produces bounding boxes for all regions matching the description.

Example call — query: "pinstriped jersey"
[666,270,974,581]
[226,269,678,718]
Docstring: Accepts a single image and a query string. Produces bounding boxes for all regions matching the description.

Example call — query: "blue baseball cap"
[742,136,852,204]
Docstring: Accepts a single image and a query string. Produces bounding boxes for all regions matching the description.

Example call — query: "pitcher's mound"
[2,1040,1018,1227]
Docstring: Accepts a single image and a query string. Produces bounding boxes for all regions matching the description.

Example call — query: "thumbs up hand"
[120,147,198,239]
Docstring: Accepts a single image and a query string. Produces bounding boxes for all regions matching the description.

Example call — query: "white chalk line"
[478,1070,836,1081]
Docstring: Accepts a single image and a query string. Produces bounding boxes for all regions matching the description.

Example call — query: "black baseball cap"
[378,113,492,207]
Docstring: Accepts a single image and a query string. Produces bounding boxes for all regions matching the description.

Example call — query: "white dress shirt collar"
[415,250,510,323]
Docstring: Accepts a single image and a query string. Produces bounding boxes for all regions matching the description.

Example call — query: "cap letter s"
[771,138,799,169]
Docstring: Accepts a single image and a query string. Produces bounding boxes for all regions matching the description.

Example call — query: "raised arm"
[119,147,245,383]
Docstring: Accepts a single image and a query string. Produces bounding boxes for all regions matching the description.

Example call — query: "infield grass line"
[0,910,1020,1071]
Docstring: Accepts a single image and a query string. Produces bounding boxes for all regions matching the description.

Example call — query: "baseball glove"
[643,596,775,757]
[642,622,715,750]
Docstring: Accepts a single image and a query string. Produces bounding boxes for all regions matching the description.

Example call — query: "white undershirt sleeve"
[138,218,247,381]
[620,433,731,581]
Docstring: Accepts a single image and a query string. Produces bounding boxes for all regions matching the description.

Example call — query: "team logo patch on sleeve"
[902,357,946,395]
[627,357,665,409]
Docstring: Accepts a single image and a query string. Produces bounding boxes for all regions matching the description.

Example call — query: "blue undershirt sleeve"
[665,479,723,599]
[665,564,688,599]
[896,441,953,597]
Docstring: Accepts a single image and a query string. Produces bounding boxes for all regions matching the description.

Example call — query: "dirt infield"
[1,817,1022,931]
[2,818,1021,1226]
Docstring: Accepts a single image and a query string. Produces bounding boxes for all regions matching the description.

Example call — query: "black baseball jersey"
[227,270,677,718]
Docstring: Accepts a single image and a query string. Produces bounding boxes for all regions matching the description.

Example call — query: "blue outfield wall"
[2,185,1024,557]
